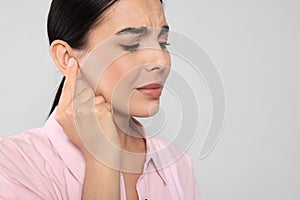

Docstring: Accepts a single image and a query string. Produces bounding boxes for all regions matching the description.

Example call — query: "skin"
[50,0,170,199]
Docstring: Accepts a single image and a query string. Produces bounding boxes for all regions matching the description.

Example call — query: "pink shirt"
[0,108,199,199]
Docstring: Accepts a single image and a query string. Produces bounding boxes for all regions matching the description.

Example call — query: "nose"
[144,46,170,72]
[145,63,163,72]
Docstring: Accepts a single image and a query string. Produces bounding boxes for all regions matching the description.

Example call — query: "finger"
[95,102,112,113]
[94,95,106,105]
[102,102,112,112]
[73,84,95,109]
[58,58,79,109]
[75,95,106,115]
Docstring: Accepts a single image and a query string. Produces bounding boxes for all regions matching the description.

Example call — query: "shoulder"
[0,126,67,180]
[0,127,54,161]
[0,127,55,174]
[0,127,48,152]
[0,127,74,198]
[0,127,48,145]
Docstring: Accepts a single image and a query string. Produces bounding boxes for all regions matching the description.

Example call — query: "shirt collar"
[44,107,168,185]
[131,117,168,185]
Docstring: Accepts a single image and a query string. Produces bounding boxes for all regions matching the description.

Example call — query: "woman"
[0,0,199,199]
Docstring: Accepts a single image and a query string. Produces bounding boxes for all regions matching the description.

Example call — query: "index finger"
[58,58,79,109]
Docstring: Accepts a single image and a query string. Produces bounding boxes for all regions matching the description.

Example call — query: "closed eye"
[120,43,140,52]
[120,41,170,52]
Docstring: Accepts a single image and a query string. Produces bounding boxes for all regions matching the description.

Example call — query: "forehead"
[87,0,166,48]
[111,0,166,28]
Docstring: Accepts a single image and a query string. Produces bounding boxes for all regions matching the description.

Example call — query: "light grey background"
[0,0,299,199]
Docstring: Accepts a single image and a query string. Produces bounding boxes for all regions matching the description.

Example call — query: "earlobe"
[50,40,75,76]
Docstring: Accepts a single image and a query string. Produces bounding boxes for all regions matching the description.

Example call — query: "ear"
[50,40,75,76]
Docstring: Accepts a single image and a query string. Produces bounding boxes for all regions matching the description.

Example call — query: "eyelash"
[120,42,170,52]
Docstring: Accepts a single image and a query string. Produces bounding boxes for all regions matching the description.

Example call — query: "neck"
[112,110,148,173]
[112,109,144,150]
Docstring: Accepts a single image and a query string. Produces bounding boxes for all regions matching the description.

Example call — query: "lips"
[137,83,163,98]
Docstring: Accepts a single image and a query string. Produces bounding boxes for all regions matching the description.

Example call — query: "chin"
[130,102,160,118]
[147,103,160,116]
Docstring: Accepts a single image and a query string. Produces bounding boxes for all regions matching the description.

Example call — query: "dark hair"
[47,0,163,118]
[47,0,120,118]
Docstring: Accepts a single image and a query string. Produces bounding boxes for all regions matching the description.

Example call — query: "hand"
[55,58,121,165]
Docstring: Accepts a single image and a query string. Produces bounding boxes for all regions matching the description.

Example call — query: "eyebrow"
[115,25,170,36]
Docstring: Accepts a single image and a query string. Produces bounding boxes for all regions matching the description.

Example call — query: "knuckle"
[104,103,112,112]
[76,103,94,117]
[86,89,95,97]
[76,104,87,115]
[94,96,105,104]
[65,107,73,116]
[55,113,62,122]
[95,105,110,116]
[55,106,73,120]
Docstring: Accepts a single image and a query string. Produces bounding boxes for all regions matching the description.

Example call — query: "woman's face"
[76,0,171,117]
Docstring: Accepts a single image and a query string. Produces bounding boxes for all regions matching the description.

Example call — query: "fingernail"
[68,58,75,67]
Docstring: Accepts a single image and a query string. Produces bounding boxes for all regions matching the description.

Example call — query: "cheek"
[95,56,139,103]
